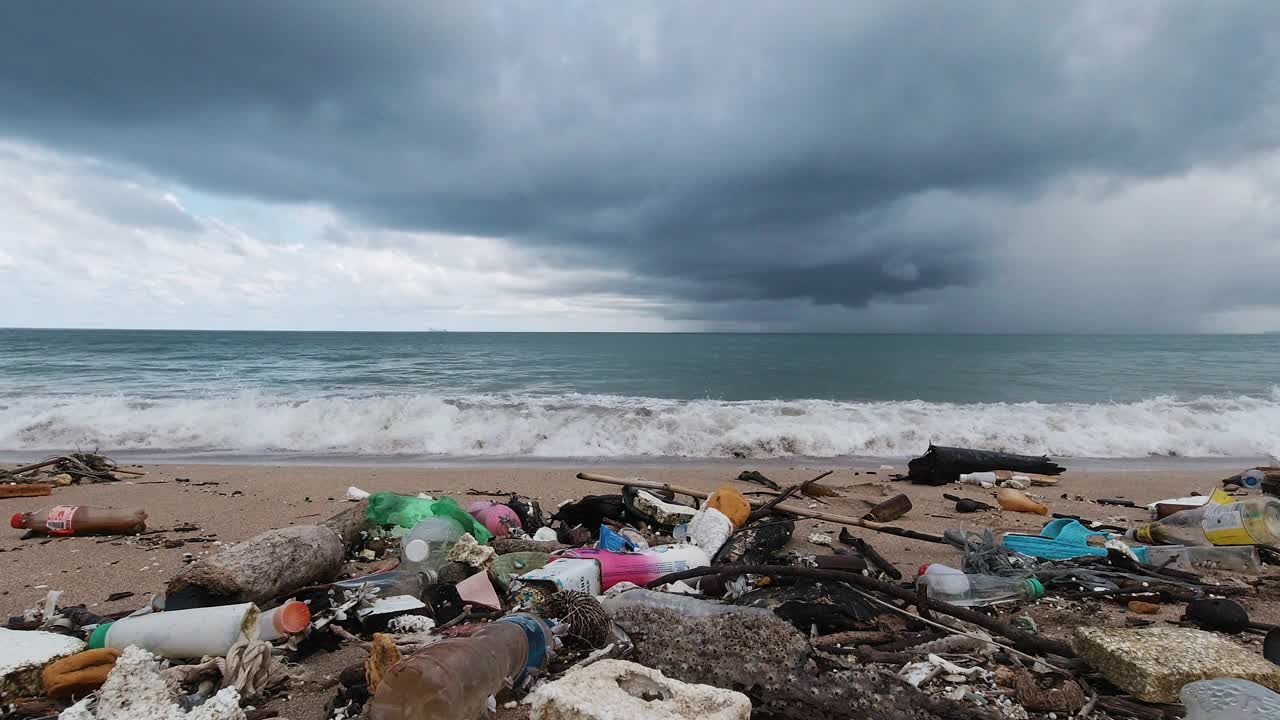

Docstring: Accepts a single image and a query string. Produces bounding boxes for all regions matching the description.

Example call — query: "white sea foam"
[1,390,1279,459]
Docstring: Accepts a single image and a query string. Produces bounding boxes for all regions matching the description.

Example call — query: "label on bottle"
[45,506,78,535]
[1200,489,1254,545]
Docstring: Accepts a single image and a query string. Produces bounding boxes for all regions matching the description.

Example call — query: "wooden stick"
[576,472,945,544]
[746,483,800,522]
[0,484,53,499]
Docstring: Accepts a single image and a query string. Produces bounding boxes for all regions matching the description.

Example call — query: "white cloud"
[0,142,683,331]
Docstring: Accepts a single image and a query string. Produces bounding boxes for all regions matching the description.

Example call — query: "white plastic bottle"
[89,602,260,658]
[400,516,465,575]
[1181,678,1280,719]
[918,564,1045,607]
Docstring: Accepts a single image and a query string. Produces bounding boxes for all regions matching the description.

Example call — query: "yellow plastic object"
[707,485,752,527]
[996,488,1049,516]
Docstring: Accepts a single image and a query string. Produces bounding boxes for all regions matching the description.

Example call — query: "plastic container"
[11,506,147,536]
[89,602,260,659]
[1180,678,1280,719]
[400,517,465,575]
[369,613,553,720]
[996,488,1049,515]
[918,564,1044,607]
[467,501,521,538]
[1128,490,1280,546]
[601,588,774,619]
[258,600,311,641]
[1143,545,1263,574]
[561,545,710,591]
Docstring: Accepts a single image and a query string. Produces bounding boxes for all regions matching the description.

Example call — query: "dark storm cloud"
[1,2,1277,316]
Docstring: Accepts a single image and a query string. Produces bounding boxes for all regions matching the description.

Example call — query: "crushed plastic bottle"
[918,564,1044,607]
[1180,678,1280,719]
[369,613,553,720]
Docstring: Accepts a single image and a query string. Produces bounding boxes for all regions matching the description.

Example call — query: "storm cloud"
[1,2,1279,329]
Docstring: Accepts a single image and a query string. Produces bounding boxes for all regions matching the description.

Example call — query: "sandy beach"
[3,461,1276,718]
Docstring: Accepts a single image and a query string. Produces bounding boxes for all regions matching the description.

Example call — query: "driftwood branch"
[577,472,945,544]
[644,563,1075,658]
[746,483,800,522]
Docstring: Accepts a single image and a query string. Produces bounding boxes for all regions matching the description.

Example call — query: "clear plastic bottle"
[1181,678,1280,719]
[1128,493,1280,546]
[400,516,465,575]
[1143,545,1263,574]
[11,506,147,536]
[918,564,1044,607]
[334,570,432,597]
[600,588,775,619]
[369,613,553,720]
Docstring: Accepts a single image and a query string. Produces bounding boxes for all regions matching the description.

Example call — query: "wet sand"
[0,461,1266,718]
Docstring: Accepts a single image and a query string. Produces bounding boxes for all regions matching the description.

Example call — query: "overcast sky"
[1,2,1279,332]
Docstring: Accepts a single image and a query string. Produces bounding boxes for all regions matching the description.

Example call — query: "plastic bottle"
[1127,491,1280,546]
[601,588,775,619]
[11,506,147,536]
[369,613,553,720]
[561,545,711,591]
[400,516,465,575]
[1180,678,1280,719]
[996,488,1049,515]
[1143,545,1263,574]
[334,570,432,597]
[257,600,312,641]
[89,602,260,659]
[918,564,1045,607]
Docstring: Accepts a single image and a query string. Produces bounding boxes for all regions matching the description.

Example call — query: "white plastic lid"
[403,538,430,563]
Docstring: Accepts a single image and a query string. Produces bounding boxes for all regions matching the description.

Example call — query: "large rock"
[1073,626,1280,703]
[0,628,84,700]
[528,659,750,720]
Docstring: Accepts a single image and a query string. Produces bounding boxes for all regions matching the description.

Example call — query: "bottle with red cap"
[11,506,147,536]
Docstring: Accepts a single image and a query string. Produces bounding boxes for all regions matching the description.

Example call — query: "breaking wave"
[1,390,1279,459]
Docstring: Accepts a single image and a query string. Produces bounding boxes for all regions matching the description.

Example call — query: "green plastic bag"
[366,493,493,544]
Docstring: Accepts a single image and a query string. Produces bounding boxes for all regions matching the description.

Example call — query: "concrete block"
[1073,626,1280,703]
[528,659,750,720]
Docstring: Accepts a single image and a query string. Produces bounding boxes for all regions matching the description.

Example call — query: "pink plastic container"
[561,545,709,590]
[467,501,521,538]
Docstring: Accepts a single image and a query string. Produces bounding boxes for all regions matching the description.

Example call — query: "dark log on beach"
[907,445,1066,486]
